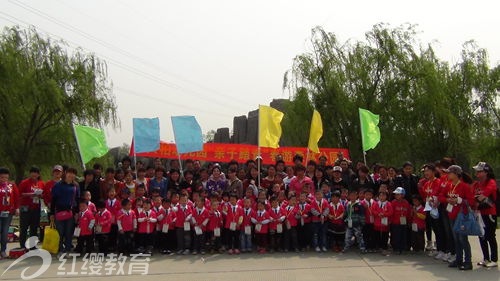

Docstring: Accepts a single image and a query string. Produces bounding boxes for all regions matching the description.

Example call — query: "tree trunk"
[14,162,25,184]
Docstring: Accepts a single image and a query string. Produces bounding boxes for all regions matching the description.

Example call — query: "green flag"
[359,108,381,151]
[74,125,108,164]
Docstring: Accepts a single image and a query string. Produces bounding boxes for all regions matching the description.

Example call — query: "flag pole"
[359,109,367,166]
[72,123,86,171]
[257,105,261,188]
[178,152,184,178]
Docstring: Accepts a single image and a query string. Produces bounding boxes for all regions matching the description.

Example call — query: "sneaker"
[315,247,321,253]
[183,249,190,255]
[485,261,498,268]
[448,261,461,268]
[477,260,489,266]
[432,241,437,251]
[441,253,451,262]
[234,249,240,255]
[447,254,456,263]
[381,250,391,256]
[425,241,433,251]
[427,250,438,257]
[0,251,7,258]
[192,251,198,255]
[321,247,328,252]
[360,249,367,254]
[434,251,444,260]
[200,251,206,255]
[228,249,234,255]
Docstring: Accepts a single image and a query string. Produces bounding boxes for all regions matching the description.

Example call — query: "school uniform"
[159,207,177,253]
[174,204,194,253]
[328,202,345,250]
[411,204,426,252]
[207,209,223,252]
[137,209,158,252]
[75,208,95,253]
[390,199,411,253]
[282,205,299,251]
[240,207,255,252]
[268,206,286,251]
[251,210,271,251]
[297,201,312,250]
[152,205,165,249]
[191,207,209,254]
[361,199,376,251]
[105,198,121,251]
[94,208,112,254]
[372,200,393,250]
[223,204,244,251]
[116,209,137,254]
[310,199,330,250]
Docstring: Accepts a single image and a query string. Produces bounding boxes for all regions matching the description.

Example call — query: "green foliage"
[0,26,119,182]
[283,24,499,170]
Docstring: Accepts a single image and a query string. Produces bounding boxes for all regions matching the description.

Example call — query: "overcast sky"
[1,0,499,148]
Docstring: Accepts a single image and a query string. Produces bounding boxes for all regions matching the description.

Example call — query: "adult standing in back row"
[472,162,497,268]
[0,168,19,258]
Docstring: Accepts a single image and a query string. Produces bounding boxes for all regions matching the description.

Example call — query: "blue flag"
[171,116,203,154]
[133,118,160,153]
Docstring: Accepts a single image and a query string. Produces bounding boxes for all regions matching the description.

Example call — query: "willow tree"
[0,26,119,182]
[283,24,499,168]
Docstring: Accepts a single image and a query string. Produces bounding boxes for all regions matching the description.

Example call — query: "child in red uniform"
[373,191,393,255]
[361,189,376,252]
[391,187,411,254]
[283,195,299,252]
[411,195,426,252]
[152,197,164,250]
[328,191,345,252]
[240,198,255,252]
[310,190,330,252]
[269,196,286,253]
[252,201,271,254]
[116,199,137,255]
[136,199,157,254]
[297,192,312,251]
[191,198,209,255]
[223,193,243,254]
[207,200,223,253]
[94,200,112,254]
[105,187,121,252]
[175,194,193,255]
[74,199,95,254]
[159,198,176,255]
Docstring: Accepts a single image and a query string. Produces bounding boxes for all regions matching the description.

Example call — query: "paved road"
[0,231,498,281]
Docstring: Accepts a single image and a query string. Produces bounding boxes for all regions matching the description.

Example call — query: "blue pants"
[240,232,252,251]
[344,226,365,250]
[312,222,327,248]
[450,219,471,263]
[55,218,74,253]
[0,215,13,252]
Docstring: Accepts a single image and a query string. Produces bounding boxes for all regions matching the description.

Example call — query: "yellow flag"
[308,109,323,153]
[259,105,284,148]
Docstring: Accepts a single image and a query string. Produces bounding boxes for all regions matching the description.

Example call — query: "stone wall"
[213,99,288,145]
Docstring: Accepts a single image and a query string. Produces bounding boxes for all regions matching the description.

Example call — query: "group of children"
[72,181,427,257]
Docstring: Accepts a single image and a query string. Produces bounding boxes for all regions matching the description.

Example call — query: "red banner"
[130,142,349,165]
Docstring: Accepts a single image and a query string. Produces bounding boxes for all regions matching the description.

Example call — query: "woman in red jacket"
[472,162,497,268]
[0,168,19,258]
[439,165,475,270]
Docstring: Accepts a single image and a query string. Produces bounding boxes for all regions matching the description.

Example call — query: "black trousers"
[479,215,498,262]
[297,222,312,249]
[75,235,94,253]
[118,231,134,254]
[226,229,239,250]
[362,224,376,250]
[411,230,425,251]
[19,208,40,248]
[284,226,298,250]
[95,233,109,254]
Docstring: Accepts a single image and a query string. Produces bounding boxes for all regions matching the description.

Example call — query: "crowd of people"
[0,153,497,271]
